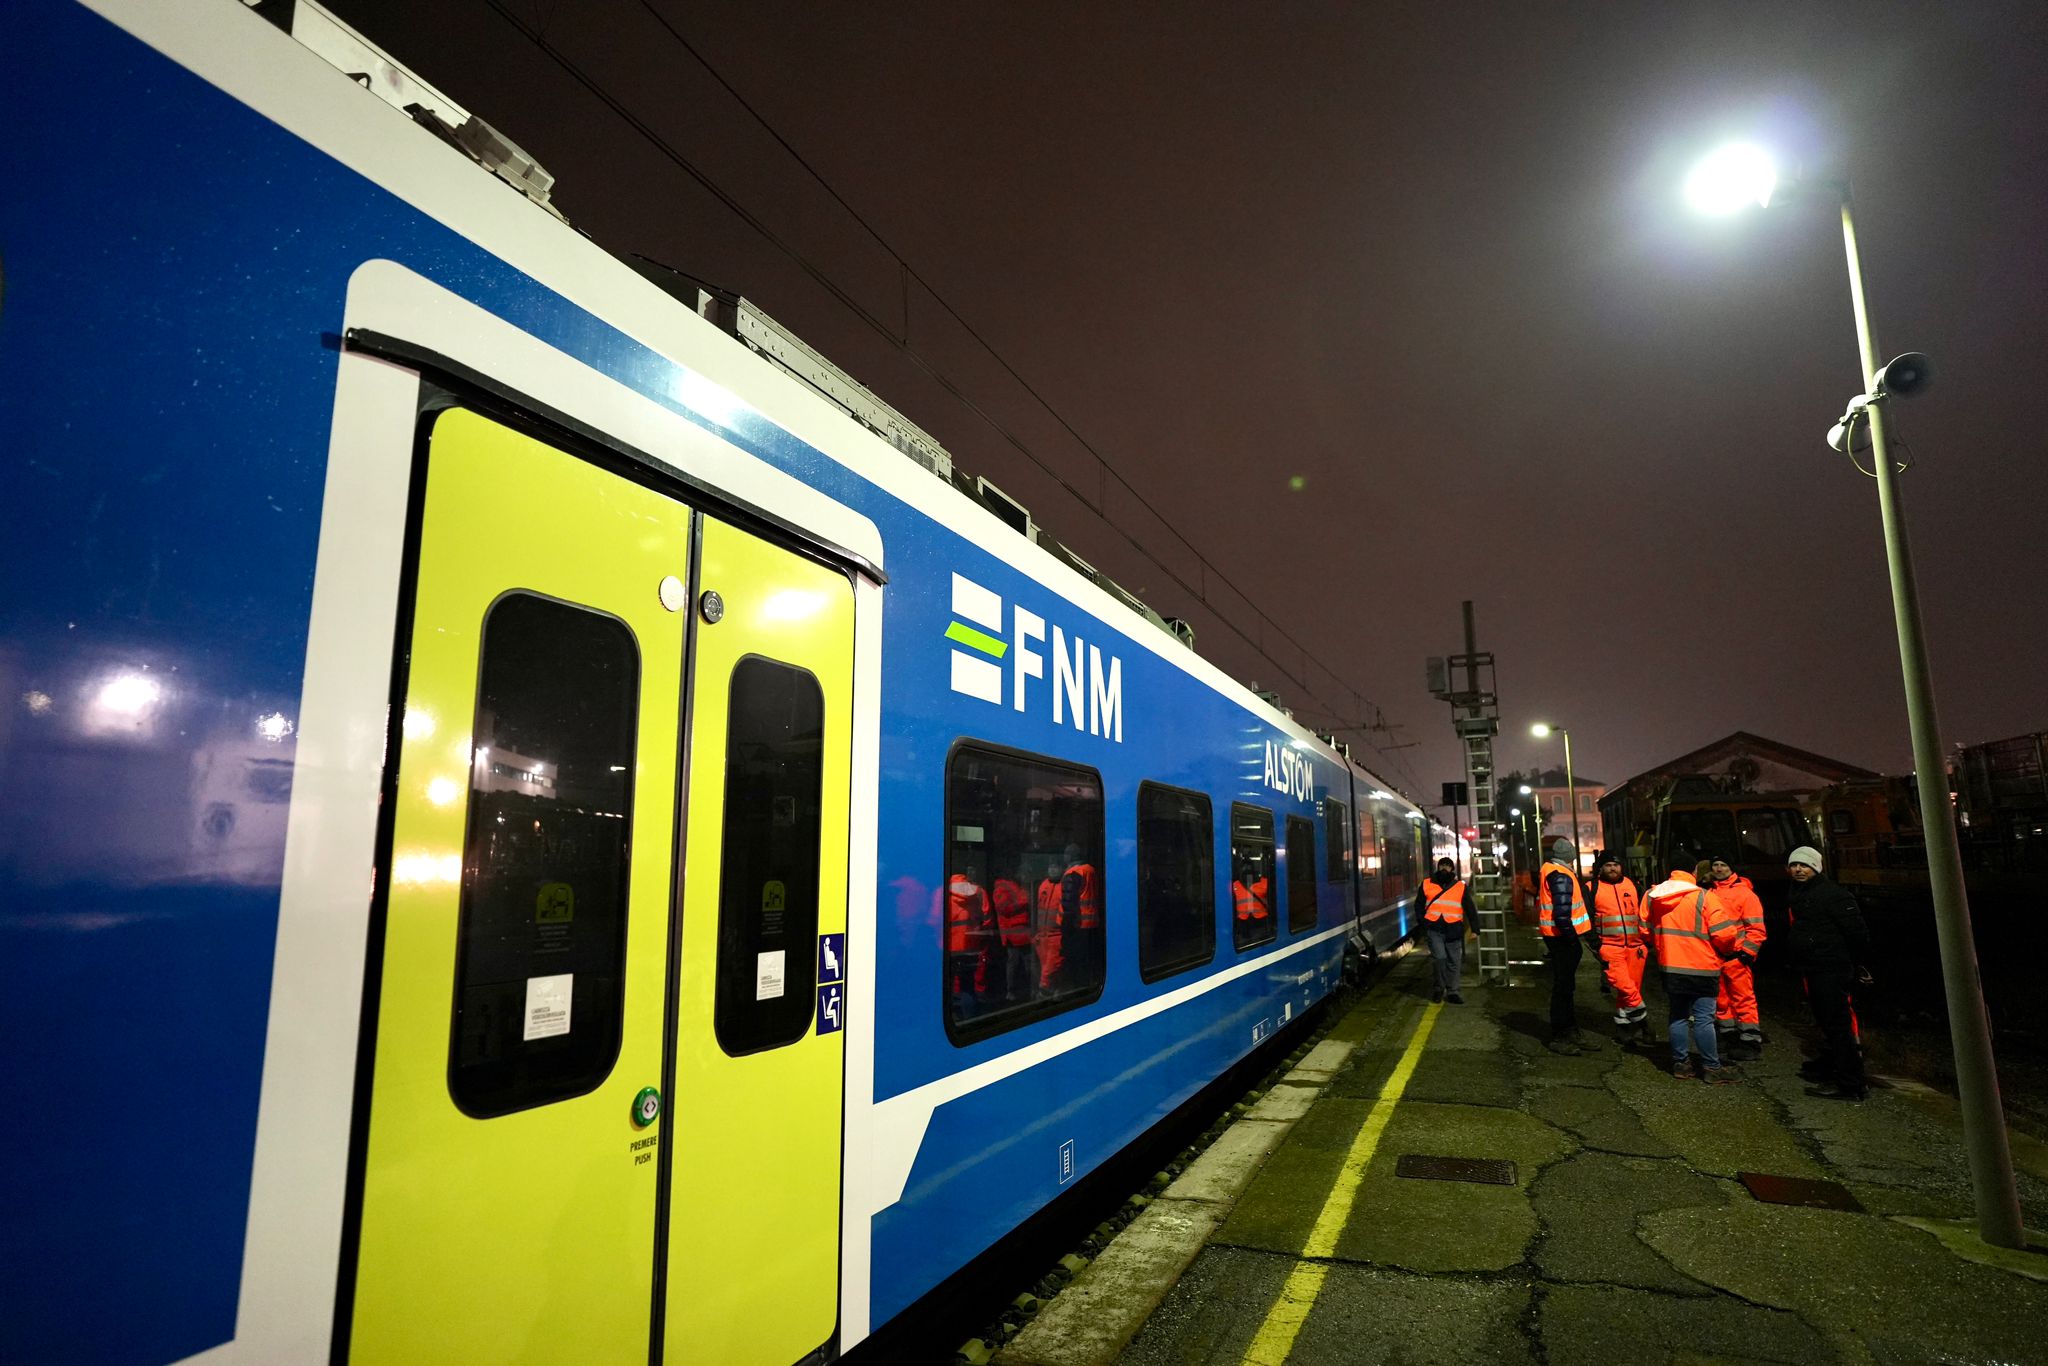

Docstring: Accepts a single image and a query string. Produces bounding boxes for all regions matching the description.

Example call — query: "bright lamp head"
[1685,143,1778,216]
[1530,723,1553,738]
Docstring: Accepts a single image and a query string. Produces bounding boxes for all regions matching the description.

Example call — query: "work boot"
[1671,1060,1693,1081]
[1805,1082,1868,1102]
[1446,992,1465,1005]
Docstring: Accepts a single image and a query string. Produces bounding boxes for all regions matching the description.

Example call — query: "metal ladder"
[1430,602,1508,985]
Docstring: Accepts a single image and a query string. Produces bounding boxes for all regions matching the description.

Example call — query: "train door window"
[1324,799,1352,882]
[1357,805,1378,880]
[1285,816,1317,934]
[1137,782,1215,983]
[1736,809,1796,865]
[1230,803,1276,951]
[713,657,826,1056]
[945,745,1105,1042]
[449,591,639,1118]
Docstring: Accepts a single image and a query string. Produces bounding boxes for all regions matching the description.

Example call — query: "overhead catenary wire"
[478,0,1417,789]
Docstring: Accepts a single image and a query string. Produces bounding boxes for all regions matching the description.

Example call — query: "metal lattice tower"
[1428,602,1507,985]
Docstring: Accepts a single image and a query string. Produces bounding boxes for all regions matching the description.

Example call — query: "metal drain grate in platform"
[1738,1172,1864,1212]
[1396,1154,1517,1185]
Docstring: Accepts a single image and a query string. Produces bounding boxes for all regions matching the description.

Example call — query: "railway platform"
[998,919,2048,1365]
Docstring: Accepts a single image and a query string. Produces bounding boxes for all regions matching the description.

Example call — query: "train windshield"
[1665,809,1736,869]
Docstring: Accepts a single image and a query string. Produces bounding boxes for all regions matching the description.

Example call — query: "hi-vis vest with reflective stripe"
[1592,877,1644,942]
[1646,877,1740,984]
[993,878,1032,946]
[1065,862,1102,930]
[1233,877,1270,921]
[1536,860,1588,936]
[946,876,990,954]
[1420,877,1467,925]
[1713,874,1767,954]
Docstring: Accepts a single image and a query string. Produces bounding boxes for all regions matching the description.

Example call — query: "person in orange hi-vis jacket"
[1645,867,1745,1083]
[1034,856,1066,992]
[945,870,993,1019]
[1590,850,1650,1044]
[991,861,1038,1007]
[1059,843,1102,990]
[1706,855,1767,1060]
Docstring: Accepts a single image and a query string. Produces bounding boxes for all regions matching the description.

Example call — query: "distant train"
[0,4,1431,1362]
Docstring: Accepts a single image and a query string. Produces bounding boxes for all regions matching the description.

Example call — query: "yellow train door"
[662,515,852,1364]
[347,405,852,1364]
[349,407,689,1362]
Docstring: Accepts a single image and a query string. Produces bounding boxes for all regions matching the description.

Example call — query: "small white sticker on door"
[755,950,786,1001]
[524,973,573,1041]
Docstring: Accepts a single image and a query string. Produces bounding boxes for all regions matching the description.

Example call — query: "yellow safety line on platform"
[1241,1001,1443,1366]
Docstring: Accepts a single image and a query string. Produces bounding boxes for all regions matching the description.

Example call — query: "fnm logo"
[948,573,1124,742]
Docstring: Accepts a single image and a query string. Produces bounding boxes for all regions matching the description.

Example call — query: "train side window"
[1137,782,1215,983]
[714,657,826,1056]
[1324,798,1351,882]
[1230,803,1277,950]
[944,744,1105,1043]
[1381,817,1417,904]
[449,591,639,1119]
[1286,815,1317,934]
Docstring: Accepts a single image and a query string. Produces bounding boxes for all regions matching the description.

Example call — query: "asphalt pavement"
[1001,919,2048,1366]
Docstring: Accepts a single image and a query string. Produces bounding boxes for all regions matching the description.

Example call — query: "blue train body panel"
[871,940,1339,1323]
[2,5,1424,1360]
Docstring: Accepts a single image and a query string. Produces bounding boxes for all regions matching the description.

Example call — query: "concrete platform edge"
[994,1038,1360,1366]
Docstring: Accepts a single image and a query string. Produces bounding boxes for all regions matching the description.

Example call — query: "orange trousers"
[1717,958,1760,1029]
[1598,941,1647,1016]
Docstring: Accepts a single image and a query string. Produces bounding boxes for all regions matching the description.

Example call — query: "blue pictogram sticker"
[1058,1139,1077,1185]
[818,933,846,985]
[816,982,844,1035]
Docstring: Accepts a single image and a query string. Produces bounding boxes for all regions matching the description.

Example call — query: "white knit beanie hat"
[1786,845,1823,871]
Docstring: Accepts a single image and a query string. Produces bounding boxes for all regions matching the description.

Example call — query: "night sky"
[323,0,2048,800]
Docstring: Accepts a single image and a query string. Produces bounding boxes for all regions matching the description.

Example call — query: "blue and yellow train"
[0,4,1430,1362]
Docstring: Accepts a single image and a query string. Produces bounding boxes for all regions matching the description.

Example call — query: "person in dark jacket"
[1785,845,1873,1100]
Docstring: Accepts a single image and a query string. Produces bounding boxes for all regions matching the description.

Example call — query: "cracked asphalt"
[1114,921,2048,1365]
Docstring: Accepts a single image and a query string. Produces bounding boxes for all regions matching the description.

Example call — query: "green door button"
[632,1086,661,1128]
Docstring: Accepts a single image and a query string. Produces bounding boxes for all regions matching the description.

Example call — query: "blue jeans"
[1668,987,1720,1068]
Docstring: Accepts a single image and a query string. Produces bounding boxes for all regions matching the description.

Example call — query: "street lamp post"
[1517,784,1539,878]
[1506,807,1520,884]
[1686,144,2024,1249]
[1531,723,1578,875]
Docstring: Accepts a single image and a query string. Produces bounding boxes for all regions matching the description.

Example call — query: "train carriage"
[0,4,1427,1363]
